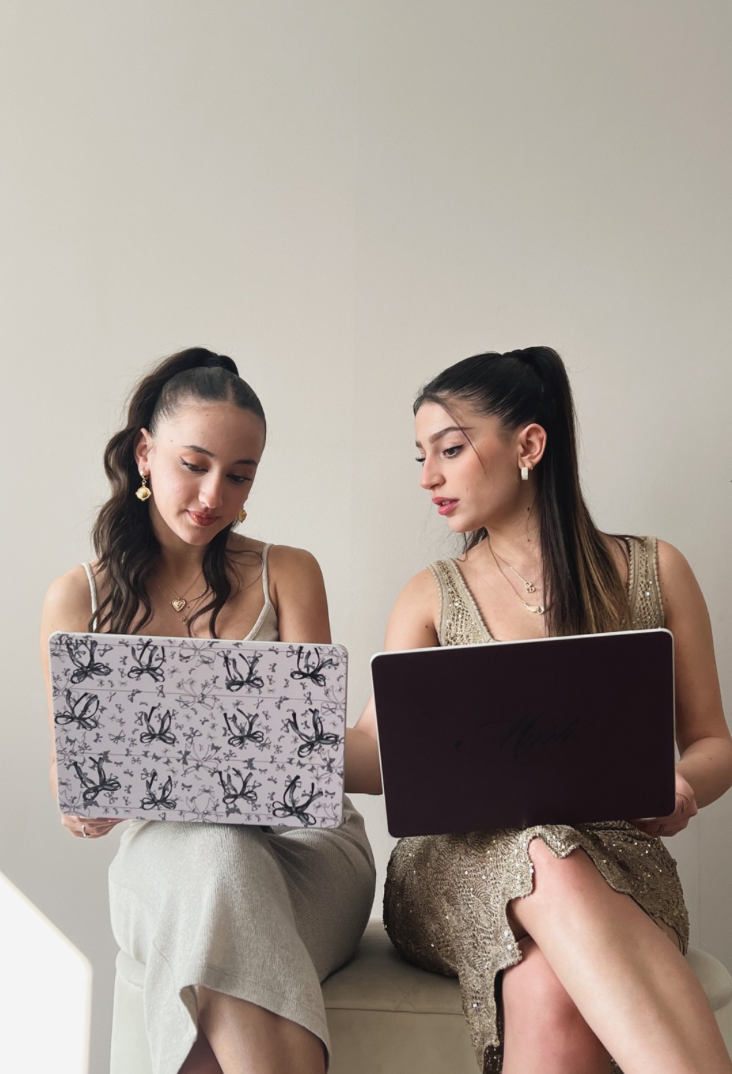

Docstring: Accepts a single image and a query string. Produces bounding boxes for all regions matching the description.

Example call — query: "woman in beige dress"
[41,348,375,1074]
[348,347,732,1073]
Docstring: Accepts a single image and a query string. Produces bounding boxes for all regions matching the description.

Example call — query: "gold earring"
[237,506,247,524]
[136,472,151,501]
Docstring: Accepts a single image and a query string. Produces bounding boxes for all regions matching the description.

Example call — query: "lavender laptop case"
[50,632,347,829]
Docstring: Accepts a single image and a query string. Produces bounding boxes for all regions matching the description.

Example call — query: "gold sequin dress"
[383,536,689,1074]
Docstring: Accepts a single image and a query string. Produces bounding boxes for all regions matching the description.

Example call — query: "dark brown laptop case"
[372,629,675,837]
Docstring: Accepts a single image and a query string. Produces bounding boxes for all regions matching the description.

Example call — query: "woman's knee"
[503,940,596,1042]
[505,940,569,1012]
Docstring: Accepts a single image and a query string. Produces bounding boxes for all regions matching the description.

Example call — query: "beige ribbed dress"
[91,546,376,1074]
[383,536,689,1074]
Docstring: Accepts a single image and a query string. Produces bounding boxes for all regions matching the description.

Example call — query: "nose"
[420,455,443,492]
[198,473,224,510]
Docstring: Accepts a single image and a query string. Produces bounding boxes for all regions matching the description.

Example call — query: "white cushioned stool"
[111,921,732,1072]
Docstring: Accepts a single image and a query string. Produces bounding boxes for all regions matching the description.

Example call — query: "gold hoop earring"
[136,472,151,501]
[237,506,247,524]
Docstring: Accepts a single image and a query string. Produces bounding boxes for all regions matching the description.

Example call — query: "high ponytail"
[414,347,629,636]
[91,347,266,637]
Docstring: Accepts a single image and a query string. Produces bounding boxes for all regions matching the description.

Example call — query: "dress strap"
[428,559,492,646]
[81,562,99,630]
[627,536,664,629]
[260,543,272,605]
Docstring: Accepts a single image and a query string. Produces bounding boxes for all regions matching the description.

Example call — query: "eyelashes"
[181,460,251,484]
[415,445,464,465]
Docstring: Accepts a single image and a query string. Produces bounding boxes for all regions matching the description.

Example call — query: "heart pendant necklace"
[157,572,204,623]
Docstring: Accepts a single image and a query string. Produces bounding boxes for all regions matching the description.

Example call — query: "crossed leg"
[179,991,325,1074]
[501,839,731,1074]
[502,937,611,1073]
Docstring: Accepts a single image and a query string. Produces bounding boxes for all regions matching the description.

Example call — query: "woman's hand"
[633,771,698,837]
[62,813,124,840]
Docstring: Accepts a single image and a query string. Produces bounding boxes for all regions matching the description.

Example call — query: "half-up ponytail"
[415,347,630,636]
[91,347,266,636]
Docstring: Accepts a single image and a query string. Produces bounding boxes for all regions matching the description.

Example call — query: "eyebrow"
[415,425,471,449]
[183,444,259,467]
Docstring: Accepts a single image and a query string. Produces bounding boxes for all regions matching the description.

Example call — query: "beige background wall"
[1,3,730,1070]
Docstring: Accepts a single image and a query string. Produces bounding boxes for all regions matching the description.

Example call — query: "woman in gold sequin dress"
[348,348,732,1074]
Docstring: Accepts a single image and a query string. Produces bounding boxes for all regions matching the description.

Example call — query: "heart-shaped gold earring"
[237,506,247,524]
[136,472,151,501]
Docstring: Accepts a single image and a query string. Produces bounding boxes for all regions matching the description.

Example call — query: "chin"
[444,515,470,534]
[447,514,484,535]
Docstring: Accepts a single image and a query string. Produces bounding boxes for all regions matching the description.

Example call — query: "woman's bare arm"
[268,545,331,644]
[41,566,122,839]
[635,540,732,836]
[40,566,97,789]
[346,569,440,794]
[659,541,732,805]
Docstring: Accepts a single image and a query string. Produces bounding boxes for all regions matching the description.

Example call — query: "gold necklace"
[487,539,547,615]
[489,546,539,594]
[156,583,208,625]
[156,572,203,618]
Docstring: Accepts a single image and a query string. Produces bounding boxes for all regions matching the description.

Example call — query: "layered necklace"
[156,571,207,626]
[487,538,547,615]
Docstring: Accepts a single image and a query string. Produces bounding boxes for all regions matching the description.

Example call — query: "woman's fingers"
[62,814,122,839]
[633,771,699,837]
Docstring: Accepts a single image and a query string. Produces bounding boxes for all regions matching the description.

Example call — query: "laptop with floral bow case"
[50,632,346,829]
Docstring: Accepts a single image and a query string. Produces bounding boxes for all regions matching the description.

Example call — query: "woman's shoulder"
[42,564,95,633]
[229,534,316,568]
[615,534,701,616]
[655,538,699,602]
[392,566,441,614]
[655,537,690,573]
[612,534,690,582]
[235,539,326,599]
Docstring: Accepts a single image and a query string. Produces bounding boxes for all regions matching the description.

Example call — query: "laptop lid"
[50,631,347,829]
[372,628,675,837]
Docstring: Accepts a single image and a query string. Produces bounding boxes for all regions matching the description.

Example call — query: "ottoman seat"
[111,920,732,1073]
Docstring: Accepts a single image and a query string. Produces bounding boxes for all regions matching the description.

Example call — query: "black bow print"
[223,652,264,692]
[284,709,340,758]
[216,768,260,811]
[289,646,336,688]
[55,690,101,730]
[139,706,177,745]
[272,776,323,826]
[140,769,177,810]
[224,707,265,747]
[127,639,166,683]
[71,755,121,804]
[66,638,112,684]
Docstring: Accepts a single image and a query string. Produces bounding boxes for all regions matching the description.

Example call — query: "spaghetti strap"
[260,543,272,604]
[81,562,98,627]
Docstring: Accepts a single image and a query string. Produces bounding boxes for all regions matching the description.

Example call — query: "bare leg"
[502,937,611,1074]
[507,839,732,1074]
[196,987,326,1074]
[179,1031,224,1074]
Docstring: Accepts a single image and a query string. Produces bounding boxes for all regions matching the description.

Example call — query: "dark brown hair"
[415,347,629,636]
[91,347,266,636]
